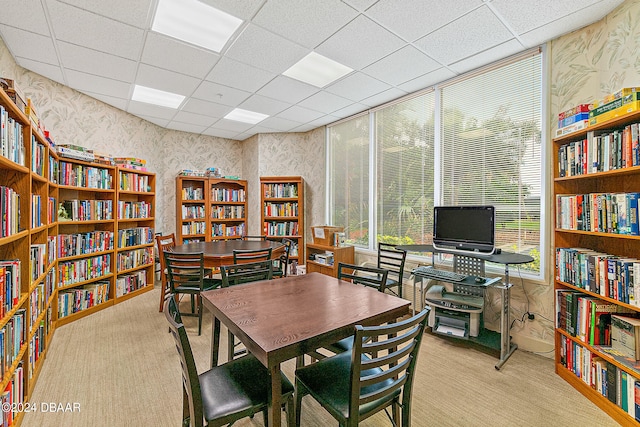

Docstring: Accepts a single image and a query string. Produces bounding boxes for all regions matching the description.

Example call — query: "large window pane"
[440,53,542,272]
[327,115,369,247]
[375,93,435,245]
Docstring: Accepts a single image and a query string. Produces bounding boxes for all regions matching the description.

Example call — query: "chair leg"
[158,275,167,312]
[197,295,202,336]
[262,408,269,427]
[286,394,295,427]
[295,380,306,427]
[227,331,235,361]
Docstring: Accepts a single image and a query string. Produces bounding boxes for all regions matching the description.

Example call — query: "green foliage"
[376,235,415,246]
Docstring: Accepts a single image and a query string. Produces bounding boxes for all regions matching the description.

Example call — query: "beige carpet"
[22,287,619,427]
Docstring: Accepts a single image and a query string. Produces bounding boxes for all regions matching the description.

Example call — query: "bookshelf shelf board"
[117,263,154,275]
[554,228,640,239]
[29,224,47,234]
[211,218,246,223]
[0,344,28,390]
[56,300,114,327]
[0,294,30,329]
[117,243,153,251]
[57,273,114,291]
[31,172,47,183]
[114,285,153,303]
[0,230,29,245]
[118,190,155,195]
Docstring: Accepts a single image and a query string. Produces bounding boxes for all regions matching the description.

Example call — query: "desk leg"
[268,363,282,427]
[211,317,220,368]
[495,265,517,370]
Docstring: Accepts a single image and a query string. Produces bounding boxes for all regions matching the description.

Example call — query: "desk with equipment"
[397,244,534,370]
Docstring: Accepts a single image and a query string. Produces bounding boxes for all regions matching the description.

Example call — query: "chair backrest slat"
[233,247,273,264]
[377,243,407,283]
[337,263,388,293]
[221,260,273,287]
[164,251,206,292]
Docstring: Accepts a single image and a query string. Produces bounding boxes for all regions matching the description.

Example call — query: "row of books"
[211,188,245,202]
[28,319,48,380]
[29,271,53,330]
[116,247,153,272]
[181,186,204,201]
[58,281,109,318]
[559,337,639,420]
[210,205,244,219]
[31,138,45,176]
[181,205,205,220]
[1,363,24,427]
[115,270,147,298]
[182,221,206,236]
[0,310,26,379]
[31,194,41,228]
[556,247,640,305]
[61,199,113,221]
[57,231,114,258]
[57,254,111,288]
[117,227,153,248]
[263,221,299,237]
[59,161,113,189]
[0,105,25,166]
[212,223,245,238]
[118,170,151,192]
[47,196,56,224]
[0,185,20,238]
[263,202,299,217]
[29,244,46,283]
[555,192,639,235]
[113,157,146,172]
[0,261,20,321]
[589,91,640,126]
[263,183,299,198]
[557,123,640,177]
[117,200,152,220]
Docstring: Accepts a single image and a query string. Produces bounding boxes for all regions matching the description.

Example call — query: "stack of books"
[178,169,206,177]
[113,157,146,171]
[56,144,95,162]
[589,89,640,126]
[556,103,592,137]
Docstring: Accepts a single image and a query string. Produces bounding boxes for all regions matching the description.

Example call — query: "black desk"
[396,244,533,370]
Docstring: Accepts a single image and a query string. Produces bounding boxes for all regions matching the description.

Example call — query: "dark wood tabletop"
[200,272,410,426]
[171,239,284,267]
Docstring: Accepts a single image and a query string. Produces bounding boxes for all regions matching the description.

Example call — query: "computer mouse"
[474,277,485,284]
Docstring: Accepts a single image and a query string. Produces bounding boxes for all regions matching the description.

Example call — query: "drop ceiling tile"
[56,0,154,28]
[213,118,255,132]
[0,26,59,65]
[15,57,65,85]
[306,115,340,127]
[247,124,279,135]
[253,0,358,48]
[57,41,137,83]
[137,115,170,128]
[277,105,325,123]
[330,102,369,118]
[181,98,232,118]
[127,100,178,120]
[365,0,482,41]
[397,68,456,93]
[291,123,318,132]
[325,72,390,102]
[136,64,202,96]
[0,0,49,36]
[142,32,220,79]
[414,5,513,65]
[47,1,144,60]
[191,81,251,107]
[200,0,264,20]
[225,24,307,74]
[259,116,304,132]
[449,39,524,75]
[256,76,319,104]
[363,46,440,86]
[239,94,289,116]
[361,87,408,107]
[206,57,276,92]
[171,110,217,127]
[201,126,241,139]
[82,91,129,110]
[490,0,603,35]
[65,69,131,98]
[166,121,208,134]
[341,0,378,12]
[297,91,352,114]
[315,15,405,70]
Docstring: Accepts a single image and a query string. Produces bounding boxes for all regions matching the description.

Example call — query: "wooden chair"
[232,247,273,264]
[164,251,216,335]
[294,308,430,427]
[220,260,274,361]
[164,296,294,427]
[272,238,293,278]
[155,233,176,312]
[378,243,408,298]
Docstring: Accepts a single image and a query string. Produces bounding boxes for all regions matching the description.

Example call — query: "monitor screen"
[433,205,496,254]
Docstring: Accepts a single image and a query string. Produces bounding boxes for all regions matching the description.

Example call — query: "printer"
[424,284,484,338]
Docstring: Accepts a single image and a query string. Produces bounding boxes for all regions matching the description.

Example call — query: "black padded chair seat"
[295,351,398,420]
[200,353,294,423]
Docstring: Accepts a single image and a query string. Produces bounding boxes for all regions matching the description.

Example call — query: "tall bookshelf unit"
[0,86,156,426]
[260,176,304,273]
[176,176,247,244]
[553,109,640,426]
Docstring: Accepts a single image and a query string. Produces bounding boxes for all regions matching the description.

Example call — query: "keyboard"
[414,266,467,282]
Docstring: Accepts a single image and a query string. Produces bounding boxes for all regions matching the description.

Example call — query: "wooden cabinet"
[115,168,155,302]
[553,108,640,426]
[260,176,304,274]
[306,243,354,278]
[176,176,247,244]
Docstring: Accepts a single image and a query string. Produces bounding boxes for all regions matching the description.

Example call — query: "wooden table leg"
[211,317,220,367]
[268,363,282,427]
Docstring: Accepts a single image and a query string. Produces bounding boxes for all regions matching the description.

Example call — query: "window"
[328,49,543,275]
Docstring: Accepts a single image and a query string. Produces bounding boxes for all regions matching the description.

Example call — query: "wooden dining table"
[200,272,411,427]
[170,239,284,268]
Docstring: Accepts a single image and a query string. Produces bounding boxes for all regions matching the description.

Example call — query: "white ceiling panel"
[316,15,405,70]
[142,32,220,79]
[363,46,440,86]
[57,41,137,83]
[253,0,358,49]
[414,5,513,65]
[206,57,276,92]
[0,0,626,140]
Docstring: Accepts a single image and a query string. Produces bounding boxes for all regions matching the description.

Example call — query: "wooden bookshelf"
[553,108,640,426]
[306,243,354,278]
[260,176,304,274]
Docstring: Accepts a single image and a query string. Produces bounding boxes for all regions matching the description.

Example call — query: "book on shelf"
[611,315,640,361]
[56,146,95,162]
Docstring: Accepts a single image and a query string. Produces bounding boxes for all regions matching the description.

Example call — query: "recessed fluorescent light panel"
[132,85,185,108]
[283,52,353,88]
[224,108,269,124]
[152,0,243,52]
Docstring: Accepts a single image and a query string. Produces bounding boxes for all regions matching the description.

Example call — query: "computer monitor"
[432,205,496,254]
